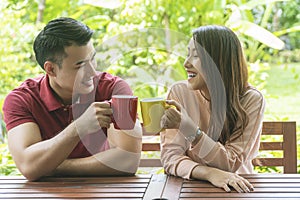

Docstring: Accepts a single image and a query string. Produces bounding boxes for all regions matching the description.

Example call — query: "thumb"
[166,100,181,112]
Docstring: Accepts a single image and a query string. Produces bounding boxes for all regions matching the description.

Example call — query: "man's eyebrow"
[75,51,96,66]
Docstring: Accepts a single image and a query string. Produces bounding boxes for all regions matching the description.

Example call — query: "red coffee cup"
[111,95,138,130]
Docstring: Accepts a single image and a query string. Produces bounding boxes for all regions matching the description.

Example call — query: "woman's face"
[184,38,206,91]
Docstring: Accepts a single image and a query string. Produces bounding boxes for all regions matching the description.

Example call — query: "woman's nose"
[184,58,192,69]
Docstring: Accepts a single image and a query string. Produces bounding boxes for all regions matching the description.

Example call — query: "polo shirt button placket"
[63,105,69,112]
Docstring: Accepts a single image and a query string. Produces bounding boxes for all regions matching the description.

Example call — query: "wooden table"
[161,173,300,200]
[0,174,166,200]
[1,174,300,199]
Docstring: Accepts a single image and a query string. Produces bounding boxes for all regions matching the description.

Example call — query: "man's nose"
[86,61,96,76]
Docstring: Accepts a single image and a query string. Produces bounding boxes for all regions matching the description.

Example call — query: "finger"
[95,101,111,108]
[230,182,243,193]
[96,107,113,115]
[222,184,231,193]
[165,109,178,120]
[160,115,167,128]
[242,177,254,191]
[236,180,250,193]
[99,115,112,126]
[165,114,180,127]
[166,100,181,112]
[240,179,254,192]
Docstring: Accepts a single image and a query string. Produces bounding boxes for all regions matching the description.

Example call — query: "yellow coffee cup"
[140,97,169,133]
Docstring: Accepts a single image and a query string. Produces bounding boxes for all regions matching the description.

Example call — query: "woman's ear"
[44,61,56,77]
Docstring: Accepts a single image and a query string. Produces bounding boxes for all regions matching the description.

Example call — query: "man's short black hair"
[33,17,94,69]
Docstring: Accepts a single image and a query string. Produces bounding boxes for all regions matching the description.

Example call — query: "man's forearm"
[17,122,81,181]
[53,147,141,176]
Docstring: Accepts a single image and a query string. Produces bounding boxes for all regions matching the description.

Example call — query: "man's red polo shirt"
[3,72,132,158]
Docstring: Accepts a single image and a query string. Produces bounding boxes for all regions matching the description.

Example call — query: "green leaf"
[240,0,290,10]
[231,21,285,49]
[273,26,300,37]
[83,0,123,9]
[213,0,226,10]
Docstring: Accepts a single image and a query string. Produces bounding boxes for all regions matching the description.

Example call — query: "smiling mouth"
[188,73,197,78]
[82,79,93,86]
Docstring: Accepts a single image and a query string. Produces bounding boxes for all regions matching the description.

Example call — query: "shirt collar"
[40,75,97,111]
[40,75,63,111]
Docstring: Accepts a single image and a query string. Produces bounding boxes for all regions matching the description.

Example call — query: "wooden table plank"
[0,175,158,200]
[160,174,300,199]
[183,183,300,188]
[0,183,149,189]
[1,187,146,193]
[181,187,300,193]
[160,175,183,200]
[180,198,300,200]
[0,193,145,198]
[143,174,167,200]
[0,199,142,200]
[180,193,300,198]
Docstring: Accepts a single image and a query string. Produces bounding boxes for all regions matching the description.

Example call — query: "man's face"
[54,41,97,98]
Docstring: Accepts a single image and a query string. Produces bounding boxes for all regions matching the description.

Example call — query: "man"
[2,17,142,181]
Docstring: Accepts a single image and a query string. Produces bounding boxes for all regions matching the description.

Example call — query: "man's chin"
[76,85,95,95]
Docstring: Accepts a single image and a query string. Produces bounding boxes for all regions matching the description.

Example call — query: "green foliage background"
[0,0,299,175]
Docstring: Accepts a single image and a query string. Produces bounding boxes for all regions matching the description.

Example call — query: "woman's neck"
[199,85,211,101]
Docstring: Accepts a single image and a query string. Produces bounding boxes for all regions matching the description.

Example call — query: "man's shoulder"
[96,72,121,82]
[94,72,131,99]
[7,74,45,96]
[15,74,45,90]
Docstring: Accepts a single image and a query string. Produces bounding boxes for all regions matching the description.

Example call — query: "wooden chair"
[252,121,297,173]
[140,130,162,168]
[140,121,298,174]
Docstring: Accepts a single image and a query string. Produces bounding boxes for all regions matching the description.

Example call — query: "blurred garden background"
[0,0,299,175]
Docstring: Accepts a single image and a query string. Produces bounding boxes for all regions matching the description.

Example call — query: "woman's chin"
[187,83,197,90]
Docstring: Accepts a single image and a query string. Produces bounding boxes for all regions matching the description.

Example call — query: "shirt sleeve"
[112,78,133,96]
[190,88,265,173]
[160,82,201,179]
[3,90,35,131]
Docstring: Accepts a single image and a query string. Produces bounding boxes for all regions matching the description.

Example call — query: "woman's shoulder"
[168,80,190,94]
[244,85,264,100]
[242,85,265,108]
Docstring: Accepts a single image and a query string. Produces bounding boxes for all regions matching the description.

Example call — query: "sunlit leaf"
[231,20,285,49]
[239,0,290,10]
[274,26,300,37]
[83,0,123,9]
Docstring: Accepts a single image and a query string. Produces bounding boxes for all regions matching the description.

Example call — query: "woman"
[160,25,265,193]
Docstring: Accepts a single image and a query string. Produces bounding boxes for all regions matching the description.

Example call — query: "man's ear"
[44,61,57,77]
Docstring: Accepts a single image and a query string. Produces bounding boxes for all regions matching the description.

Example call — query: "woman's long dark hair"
[192,25,249,144]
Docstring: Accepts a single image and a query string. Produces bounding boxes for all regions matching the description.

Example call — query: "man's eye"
[77,64,86,68]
